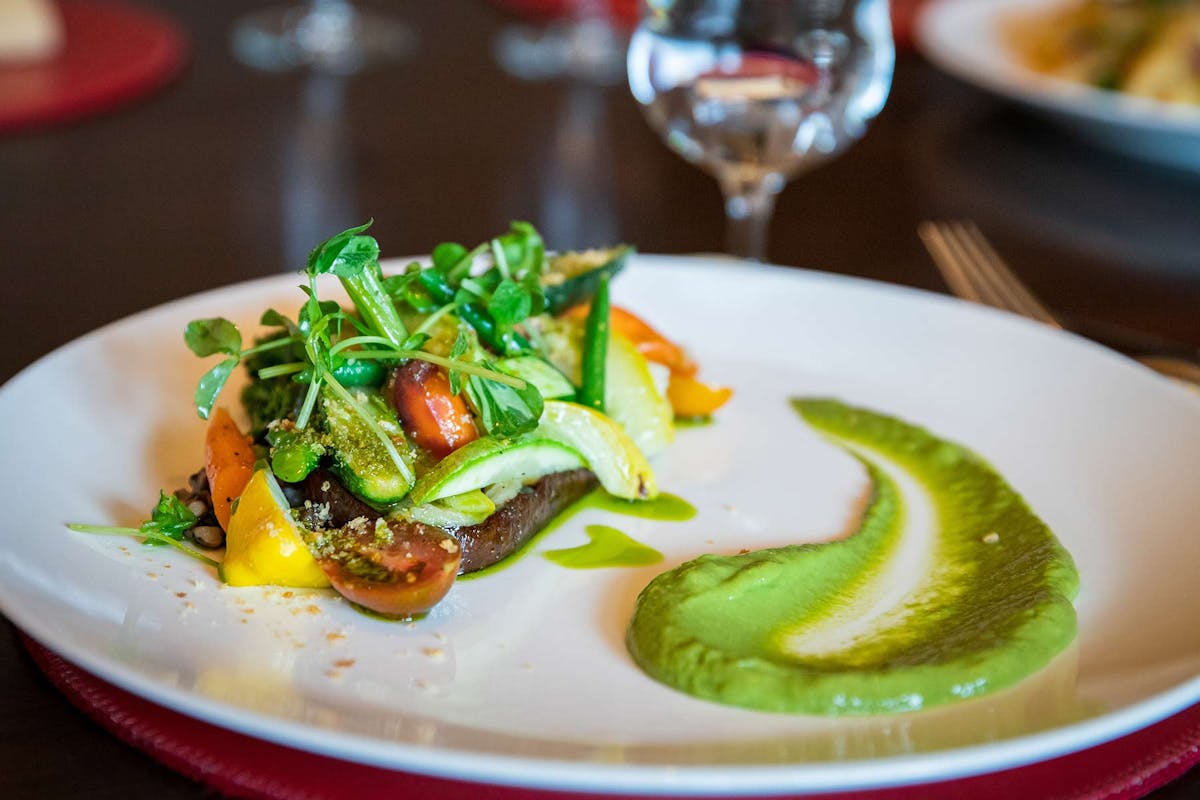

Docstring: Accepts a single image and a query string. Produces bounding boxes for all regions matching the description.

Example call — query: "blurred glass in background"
[231,0,414,74]
[628,0,895,261]
[492,0,639,84]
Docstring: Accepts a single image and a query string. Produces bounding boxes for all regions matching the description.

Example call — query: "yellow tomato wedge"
[220,469,330,588]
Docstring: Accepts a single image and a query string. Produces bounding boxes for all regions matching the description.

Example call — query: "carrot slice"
[204,407,257,532]
[666,374,734,418]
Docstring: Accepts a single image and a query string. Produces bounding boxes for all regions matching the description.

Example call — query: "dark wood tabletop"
[2,1,1198,798]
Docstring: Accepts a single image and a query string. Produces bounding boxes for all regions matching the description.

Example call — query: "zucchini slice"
[410,436,586,504]
[323,388,415,506]
[537,400,658,500]
[497,355,576,400]
[542,246,632,315]
[604,333,675,458]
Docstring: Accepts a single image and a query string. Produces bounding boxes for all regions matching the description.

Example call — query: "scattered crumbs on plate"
[146,572,158,580]
[413,678,430,691]
[421,647,445,662]
[416,722,437,745]
[239,618,248,625]
[188,578,204,590]
[282,591,295,599]
[325,670,344,680]
[241,607,255,615]
[326,630,347,643]
[705,539,715,545]
[433,632,447,643]
[163,564,173,569]
[175,592,187,598]
[333,658,356,669]
[119,546,129,553]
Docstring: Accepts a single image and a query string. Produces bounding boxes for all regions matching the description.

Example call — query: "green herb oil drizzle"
[459,489,694,580]
[544,525,664,569]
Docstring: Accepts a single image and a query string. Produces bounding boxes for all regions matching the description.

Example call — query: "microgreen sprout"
[185,318,302,420]
[67,492,220,568]
[186,221,550,448]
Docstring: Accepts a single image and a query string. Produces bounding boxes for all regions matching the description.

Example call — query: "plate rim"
[2,255,1199,796]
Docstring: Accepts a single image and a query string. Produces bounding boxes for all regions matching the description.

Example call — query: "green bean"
[579,273,610,412]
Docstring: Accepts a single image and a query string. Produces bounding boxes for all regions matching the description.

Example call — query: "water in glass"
[628,0,894,260]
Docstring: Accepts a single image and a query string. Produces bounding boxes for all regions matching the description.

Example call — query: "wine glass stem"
[720,177,777,262]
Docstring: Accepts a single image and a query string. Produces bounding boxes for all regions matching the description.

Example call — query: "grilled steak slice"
[454,468,598,573]
[299,468,598,574]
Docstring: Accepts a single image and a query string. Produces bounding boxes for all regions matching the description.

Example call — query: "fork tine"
[917,222,986,305]
[953,222,1061,328]
[935,222,1002,308]
[920,221,1062,328]
[938,221,1018,311]
[921,222,1009,311]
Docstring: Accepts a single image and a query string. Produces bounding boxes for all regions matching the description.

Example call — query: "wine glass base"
[231,4,414,75]
[494,19,626,85]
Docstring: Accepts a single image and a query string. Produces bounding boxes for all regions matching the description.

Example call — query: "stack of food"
[74,222,730,620]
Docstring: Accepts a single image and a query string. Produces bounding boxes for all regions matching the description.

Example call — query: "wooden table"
[1,1,1198,797]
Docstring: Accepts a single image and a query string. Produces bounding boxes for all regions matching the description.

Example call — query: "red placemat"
[19,633,1200,800]
[0,0,189,134]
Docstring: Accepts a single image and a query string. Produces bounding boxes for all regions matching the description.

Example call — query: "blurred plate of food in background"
[917,0,1200,172]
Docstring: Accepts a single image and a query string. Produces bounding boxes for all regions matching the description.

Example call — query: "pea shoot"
[181,220,581,495]
[68,493,220,568]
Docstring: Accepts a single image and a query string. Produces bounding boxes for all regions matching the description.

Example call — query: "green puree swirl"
[626,398,1080,715]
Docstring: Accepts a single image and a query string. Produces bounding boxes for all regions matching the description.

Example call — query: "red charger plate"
[20,631,1200,800]
[0,0,188,134]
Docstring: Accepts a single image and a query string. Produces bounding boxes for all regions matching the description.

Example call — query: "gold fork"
[918,221,1200,388]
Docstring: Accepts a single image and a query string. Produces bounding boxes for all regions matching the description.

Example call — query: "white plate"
[917,0,1200,172]
[1,256,1199,796]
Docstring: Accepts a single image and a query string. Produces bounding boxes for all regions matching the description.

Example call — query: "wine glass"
[627,0,894,261]
[231,0,414,74]
[494,0,631,85]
